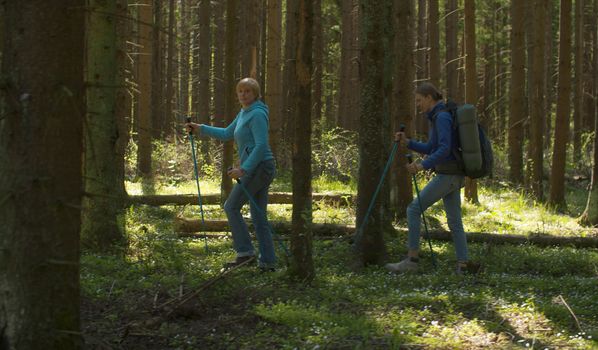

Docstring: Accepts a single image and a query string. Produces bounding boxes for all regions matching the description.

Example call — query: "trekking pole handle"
[186,116,193,136]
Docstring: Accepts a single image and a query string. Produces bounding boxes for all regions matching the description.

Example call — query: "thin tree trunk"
[529,0,546,200]
[82,0,127,251]
[137,0,154,177]
[338,0,359,131]
[415,0,427,136]
[0,1,84,347]
[151,0,163,140]
[163,0,176,138]
[509,0,526,185]
[427,0,440,86]
[544,0,555,150]
[582,1,596,135]
[282,0,299,168]
[549,0,572,210]
[213,0,225,122]
[290,0,315,281]
[179,0,190,118]
[266,0,282,160]
[313,0,323,142]
[445,0,458,99]
[198,0,211,162]
[573,0,583,163]
[221,0,237,201]
[463,0,478,203]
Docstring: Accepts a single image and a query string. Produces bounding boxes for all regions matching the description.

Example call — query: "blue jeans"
[224,159,276,267]
[407,174,468,262]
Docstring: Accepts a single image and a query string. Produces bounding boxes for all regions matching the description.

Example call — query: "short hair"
[415,82,443,101]
[236,77,261,99]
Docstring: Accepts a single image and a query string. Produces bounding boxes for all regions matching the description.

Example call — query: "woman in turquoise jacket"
[186,78,276,271]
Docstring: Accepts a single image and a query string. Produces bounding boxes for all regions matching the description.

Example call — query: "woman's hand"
[185,122,201,134]
[406,162,423,175]
[394,131,409,148]
[227,167,245,179]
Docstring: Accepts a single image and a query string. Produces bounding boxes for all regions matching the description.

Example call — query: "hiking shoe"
[455,261,481,275]
[385,257,419,273]
[223,256,255,269]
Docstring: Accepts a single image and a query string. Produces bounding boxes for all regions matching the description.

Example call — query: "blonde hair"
[236,77,261,99]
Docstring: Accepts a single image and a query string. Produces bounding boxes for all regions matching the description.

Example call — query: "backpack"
[433,100,494,179]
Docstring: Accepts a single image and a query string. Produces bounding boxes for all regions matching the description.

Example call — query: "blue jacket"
[200,100,275,174]
[407,101,458,170]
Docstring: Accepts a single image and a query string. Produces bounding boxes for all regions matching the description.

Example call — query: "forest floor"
[81,175,598,349]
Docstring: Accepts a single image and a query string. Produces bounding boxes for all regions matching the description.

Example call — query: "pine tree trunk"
[282,0,299,168]
[445,0,458,99]
[427,0,440,86]
[549,0,573,210]
[266,0,282,160]
[289,0,315,281]
[163,0,176,138]
[509,0,526,185]
[151,0,163,141]
[137,0,154,177]
[197,0,211,162]
[415,0,427,137]
[544,1,555,150]
[213,1,225,121]
[529,0,546,200]
[573,0,583,164]
[391,0,415,220]
[0,1,84,348]
[354,0,393,266]
[82,0,127,251]
[582,2,596,135]
[313,0,323,142]
[222,0,237,201]
[463,0,478,204]
[179,0,190,118]
[579,0,598,226]
[338,0,359,131]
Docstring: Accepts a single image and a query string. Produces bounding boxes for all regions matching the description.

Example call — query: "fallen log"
[174,217,355,236]
[128,192,354,207]
[174,218,598,248]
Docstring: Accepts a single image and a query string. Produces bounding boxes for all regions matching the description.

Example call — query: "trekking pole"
[353,124,405,248]
[406,153,437,269]
[187,117,209,253]
[232,176,291,263]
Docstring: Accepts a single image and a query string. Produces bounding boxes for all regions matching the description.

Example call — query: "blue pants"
[407,174,468,262]
[224,159,276,267]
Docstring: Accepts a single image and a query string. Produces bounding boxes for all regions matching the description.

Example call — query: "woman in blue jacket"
[186,78,276,271]
[386,82,477,274]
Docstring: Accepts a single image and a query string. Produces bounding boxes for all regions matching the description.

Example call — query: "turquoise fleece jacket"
[200,100,274,174]
[408,101,458,170]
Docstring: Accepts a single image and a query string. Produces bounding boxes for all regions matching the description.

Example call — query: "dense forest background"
[1,0,598,349]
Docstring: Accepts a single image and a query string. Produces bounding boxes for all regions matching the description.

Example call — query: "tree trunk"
[582,1,596,136]
[580,0,598,226]
[415,0,427,136]
[197,0,211,162]
[289,0,315,281]
[337,0,359,131]
[0,1,84,348]
[213,0,225,122]
[463,0,478,203]
[529,0,546,200]
[509,0,526,185]
[221,0,237,201]
[353,0,393,266]
[544,0,555,150]
[137,0,154,177]
[282,0,299,168]
[151,0,163,140]
[266,0,282,160]
[427,0,440,86]
[391,0,415,220]
[444,0,458,99]
[549,0,573,210]
[240,0,260,78]
[573,0,583,163]
[128,192,353,206]
[313,0,323,142]
[163,0,176,138]
[179,0,190,118]
[82,0,127,251]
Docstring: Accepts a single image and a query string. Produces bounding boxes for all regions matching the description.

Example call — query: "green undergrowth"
[82,176,598,349]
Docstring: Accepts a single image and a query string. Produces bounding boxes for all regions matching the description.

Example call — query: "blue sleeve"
[421,113,452,170]
[408,138,433,155]
[240,112,269,174]
[200,115,238,141]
